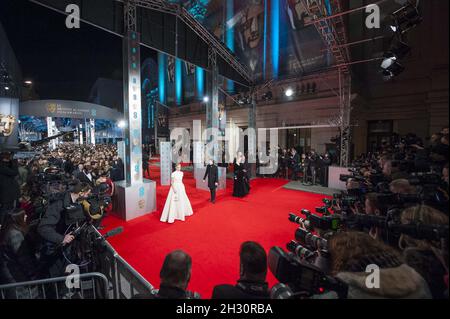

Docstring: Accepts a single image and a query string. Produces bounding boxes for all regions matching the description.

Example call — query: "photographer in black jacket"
[212,241,270,299]
[37,181,91,277]
[152,250,195,299]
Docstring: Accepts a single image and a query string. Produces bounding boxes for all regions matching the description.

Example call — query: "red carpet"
[103,163,328,298]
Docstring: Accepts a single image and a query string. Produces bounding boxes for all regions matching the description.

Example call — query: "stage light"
[118,120,126,128]
[390,1,422,35]
[388,38,411,60]
[24,80,33,85]
[4,86,9,90]
[285,88,294,97]
[261,90,273,101]
[203,96,209,103]
[382,61,405,81]
[381,54,397,70]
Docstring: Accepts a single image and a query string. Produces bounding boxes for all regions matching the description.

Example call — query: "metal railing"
[0,226,155,299]
[93,226,156,299]
[0,272,108,300]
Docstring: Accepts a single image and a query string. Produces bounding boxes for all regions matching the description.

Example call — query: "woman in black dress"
[233,154,249,197]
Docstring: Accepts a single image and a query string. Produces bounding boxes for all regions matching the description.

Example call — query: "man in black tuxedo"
[212,241,270,299]
[203,159,219,203]
[75,164,95,187]
[290,149,301,180]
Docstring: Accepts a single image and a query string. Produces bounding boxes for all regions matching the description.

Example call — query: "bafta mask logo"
[0,114,17,137]
[47,103,57,113]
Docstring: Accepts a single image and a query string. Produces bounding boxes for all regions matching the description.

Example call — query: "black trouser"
[209,187,216,202]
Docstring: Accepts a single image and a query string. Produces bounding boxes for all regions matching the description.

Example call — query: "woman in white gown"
[160,164,194,223]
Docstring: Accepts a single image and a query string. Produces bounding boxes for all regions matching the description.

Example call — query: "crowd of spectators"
[0,143,125,286]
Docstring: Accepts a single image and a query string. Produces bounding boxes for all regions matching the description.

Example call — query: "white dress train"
[160,170,194,223]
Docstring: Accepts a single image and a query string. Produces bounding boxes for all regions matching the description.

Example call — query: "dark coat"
[75,170,95,187]
[212,280,270,299]
[0,160,20,204]
[37,192,84,246]
[291,153,300,171]
[0,227,39,283]
[203,164,218,189]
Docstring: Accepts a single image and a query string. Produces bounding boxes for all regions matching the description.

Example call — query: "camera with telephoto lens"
[78,192,111,220]
[315,206,330,215]
[289,211,341,232]
[342,213,449,242]
[339,174,366,183]
[322,198,332,208]
[295,228,328,252]
[268,246,348,299]
[286,240,315,260]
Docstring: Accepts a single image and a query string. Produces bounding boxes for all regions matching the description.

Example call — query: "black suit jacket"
[212,280,270,299]
[203,164,219,189]
[75,171,95,187]
[0,160,20,204]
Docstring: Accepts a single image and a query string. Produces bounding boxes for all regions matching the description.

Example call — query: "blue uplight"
[175,58,183,105]
[271,0,280,78]
[196,66,204,98]
[226,0,235,92]
[263,0,268,79]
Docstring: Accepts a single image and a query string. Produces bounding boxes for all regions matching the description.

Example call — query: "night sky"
[0,0,155,101]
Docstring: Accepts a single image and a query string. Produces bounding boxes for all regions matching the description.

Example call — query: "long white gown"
[160,170,194,223]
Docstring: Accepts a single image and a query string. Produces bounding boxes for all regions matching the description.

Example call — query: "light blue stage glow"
[196,66,204,98]
[158,53,166,104]
[325,0,332,15]
[263,0,268,79]
[271,0,280,78]
[226,0,234,92]
[175,58,182,105]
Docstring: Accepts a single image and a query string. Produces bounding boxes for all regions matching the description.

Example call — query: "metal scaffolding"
[301,0,351,73]
[338,68,352,167]
[123,0,253,85]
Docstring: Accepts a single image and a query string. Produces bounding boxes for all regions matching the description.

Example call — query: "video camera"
[268,246,347,299]
[289,211,340,232]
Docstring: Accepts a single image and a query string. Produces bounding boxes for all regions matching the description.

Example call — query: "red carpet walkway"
[103,164,328,298]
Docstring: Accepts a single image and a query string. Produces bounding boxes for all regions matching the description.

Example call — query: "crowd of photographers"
[1,127,449,299]
[148,128,449,300]
[0,143,124,288]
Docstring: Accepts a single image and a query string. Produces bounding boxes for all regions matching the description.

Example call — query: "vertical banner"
[79,123,83,145]
[90,119,95,146]
[160,141,172,186]
[46,117,54,149]
[117,140,126,181]
[123,30,143,185]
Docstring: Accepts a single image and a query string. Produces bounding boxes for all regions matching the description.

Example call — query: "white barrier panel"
[328,166,349,191]
[160,141,172,186]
